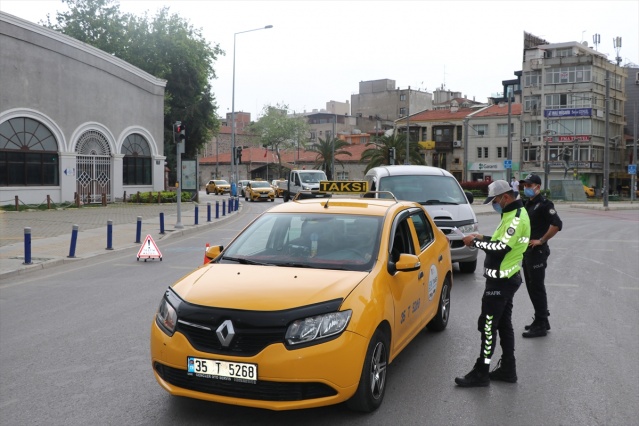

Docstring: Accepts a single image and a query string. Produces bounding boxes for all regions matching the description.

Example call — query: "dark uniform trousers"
[478,273,522,364]
[522,244,551,318]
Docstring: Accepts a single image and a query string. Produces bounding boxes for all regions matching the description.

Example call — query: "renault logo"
[216,319,235,347]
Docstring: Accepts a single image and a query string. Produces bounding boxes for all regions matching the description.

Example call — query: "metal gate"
[76,131,112,203]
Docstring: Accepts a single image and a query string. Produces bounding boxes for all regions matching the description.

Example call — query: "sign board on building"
[544,108,592,118]
[629,164,637,175]
[470,162,503,171]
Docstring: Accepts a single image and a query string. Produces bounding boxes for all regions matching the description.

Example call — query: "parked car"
[584,185,595,197]
[150,191,453,412]
[205,180,230,195]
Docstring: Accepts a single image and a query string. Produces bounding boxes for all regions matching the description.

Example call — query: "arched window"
[122,133,152,185]
[0,117,59,186]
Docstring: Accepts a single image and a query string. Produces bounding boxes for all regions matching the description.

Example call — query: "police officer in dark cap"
[519,174,563,338]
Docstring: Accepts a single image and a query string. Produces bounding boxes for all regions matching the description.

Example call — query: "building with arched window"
[0,12,166,205]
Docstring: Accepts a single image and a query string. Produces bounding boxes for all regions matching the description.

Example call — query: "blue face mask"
[492,202,503,214]
[524,187,536,197]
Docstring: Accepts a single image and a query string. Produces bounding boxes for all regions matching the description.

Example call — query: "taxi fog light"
[156,298,177,335]
[285,310,352,345]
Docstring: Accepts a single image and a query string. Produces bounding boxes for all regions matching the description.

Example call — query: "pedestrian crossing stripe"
[137,235,162,259]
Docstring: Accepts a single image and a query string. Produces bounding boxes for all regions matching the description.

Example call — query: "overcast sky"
[2,0,638,120]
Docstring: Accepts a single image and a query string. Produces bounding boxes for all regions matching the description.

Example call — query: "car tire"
[206,190,210,195]
[458,260,477,273]
[347,328,389,413]
[283,191,290,202]
[245,197,248,201]
[427,276,451,332]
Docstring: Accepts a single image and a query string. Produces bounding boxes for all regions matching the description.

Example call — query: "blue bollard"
[216,201,219,219]
[106,220,113,250]
[135,216,142,243]
[235,197,239,211]
[195,205,199,225]
[68,224,79,258]
[23,227,32,265]
[159,212,165,234]
[222,200,226,216]
[228,196,233,213]
[207,202,211,222]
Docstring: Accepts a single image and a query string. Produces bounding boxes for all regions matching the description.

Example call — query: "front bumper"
[248,192,274,201]
[150,321,367,410]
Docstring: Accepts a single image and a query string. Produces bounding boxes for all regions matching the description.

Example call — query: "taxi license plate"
[187,357,257,383]
[260,194,268,197]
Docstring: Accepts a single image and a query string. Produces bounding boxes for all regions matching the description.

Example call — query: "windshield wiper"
[421,199,459,205]
[221,256,270,266]
[276,262,314,268]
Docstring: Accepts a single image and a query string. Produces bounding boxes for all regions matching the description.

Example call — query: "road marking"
[619,287,639,291]
[547,283,579,288]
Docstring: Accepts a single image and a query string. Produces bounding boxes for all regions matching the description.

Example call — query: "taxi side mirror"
[388,253,421,274]
[205,245,223,262]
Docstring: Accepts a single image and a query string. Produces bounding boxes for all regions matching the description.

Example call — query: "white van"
[283,169,328,202]
[364,165,479,273]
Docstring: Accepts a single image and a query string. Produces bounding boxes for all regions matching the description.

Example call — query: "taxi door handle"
[438,255,443,262]
[418,271,424,279]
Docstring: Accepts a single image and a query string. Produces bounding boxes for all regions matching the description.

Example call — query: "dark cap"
[520,174,542,185]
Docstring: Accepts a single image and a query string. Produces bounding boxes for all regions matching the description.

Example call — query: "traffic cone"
[203,243,210,265]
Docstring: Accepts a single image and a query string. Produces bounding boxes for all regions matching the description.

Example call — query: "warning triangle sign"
[137,234,162,261]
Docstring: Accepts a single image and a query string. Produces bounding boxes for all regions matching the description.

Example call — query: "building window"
[523,146,540,162]
[309,131,316,140]
[0,117,59,186]
[524,96,541,112]
[497,147,508,158]
[497,124,514,136]
[122,133,152,185]
[473,124,487,137]
[337,171,349,180]
[546,119,591,136]
[547,66,592,84]
[524,71,541,87]
[400,94,406,101]
[477,147,489,158]
[399,107,407,116]
[555,48,573,58]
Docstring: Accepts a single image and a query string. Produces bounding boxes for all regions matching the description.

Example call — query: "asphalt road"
[1,201,637,426]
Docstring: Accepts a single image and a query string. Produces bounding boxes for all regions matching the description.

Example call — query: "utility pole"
[603,70,610,209]
[507,94,513,182]
[633,102,638,202]
[405,86,410,165]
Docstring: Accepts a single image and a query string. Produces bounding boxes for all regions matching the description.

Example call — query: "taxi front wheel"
[347,328,389,412]
[427,277,451,332]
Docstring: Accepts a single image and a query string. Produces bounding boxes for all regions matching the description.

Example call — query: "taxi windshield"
[221,213,382,272]
[251,181,271,188]
[214,180,229,185]
[378,175,468,205]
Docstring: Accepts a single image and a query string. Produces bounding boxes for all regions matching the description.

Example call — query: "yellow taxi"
[205,179,231,195]
[583,185,595,197]
[244,180,275,202]
[271,179,287,198]
[150,188,453,412]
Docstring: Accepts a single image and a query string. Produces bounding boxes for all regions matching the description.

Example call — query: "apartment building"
[520,37,627,190]
[351,79,433,132]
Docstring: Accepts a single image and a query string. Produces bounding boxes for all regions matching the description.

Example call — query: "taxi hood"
[171,264,368,310]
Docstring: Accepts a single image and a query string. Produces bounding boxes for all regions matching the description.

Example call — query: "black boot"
[455,359,490,387]
[523,321,548,338]
[489,358,517,383]
[524,311,551,331]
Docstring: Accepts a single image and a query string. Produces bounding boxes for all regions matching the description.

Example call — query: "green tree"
[306,137,352,180]
[360,134,424,172]
[249,104,309,173]
[44,0,223,182]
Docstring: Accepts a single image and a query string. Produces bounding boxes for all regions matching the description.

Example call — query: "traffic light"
[174,121,186,142]
[236,146,243,165]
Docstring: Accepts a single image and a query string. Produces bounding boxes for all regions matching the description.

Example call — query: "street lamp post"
[231,25,273,188]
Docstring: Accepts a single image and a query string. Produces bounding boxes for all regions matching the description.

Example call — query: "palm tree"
[306,137,352,180]
[361,134,424,173]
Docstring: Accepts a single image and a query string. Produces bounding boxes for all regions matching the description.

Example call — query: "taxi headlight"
[156,298,177,336]
[457,223,478,234]
[285,310,352,345]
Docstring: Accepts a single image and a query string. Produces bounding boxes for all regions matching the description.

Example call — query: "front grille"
[177,322,284,356]
[155,363,337,401]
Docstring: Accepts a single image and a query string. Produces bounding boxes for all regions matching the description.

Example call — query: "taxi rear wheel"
[427,276,451,332]
[458,260,477,273]
[347,328,389,412]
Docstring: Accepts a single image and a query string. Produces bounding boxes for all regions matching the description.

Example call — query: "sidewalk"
[1,199,637,280]
[0,201,238,280]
